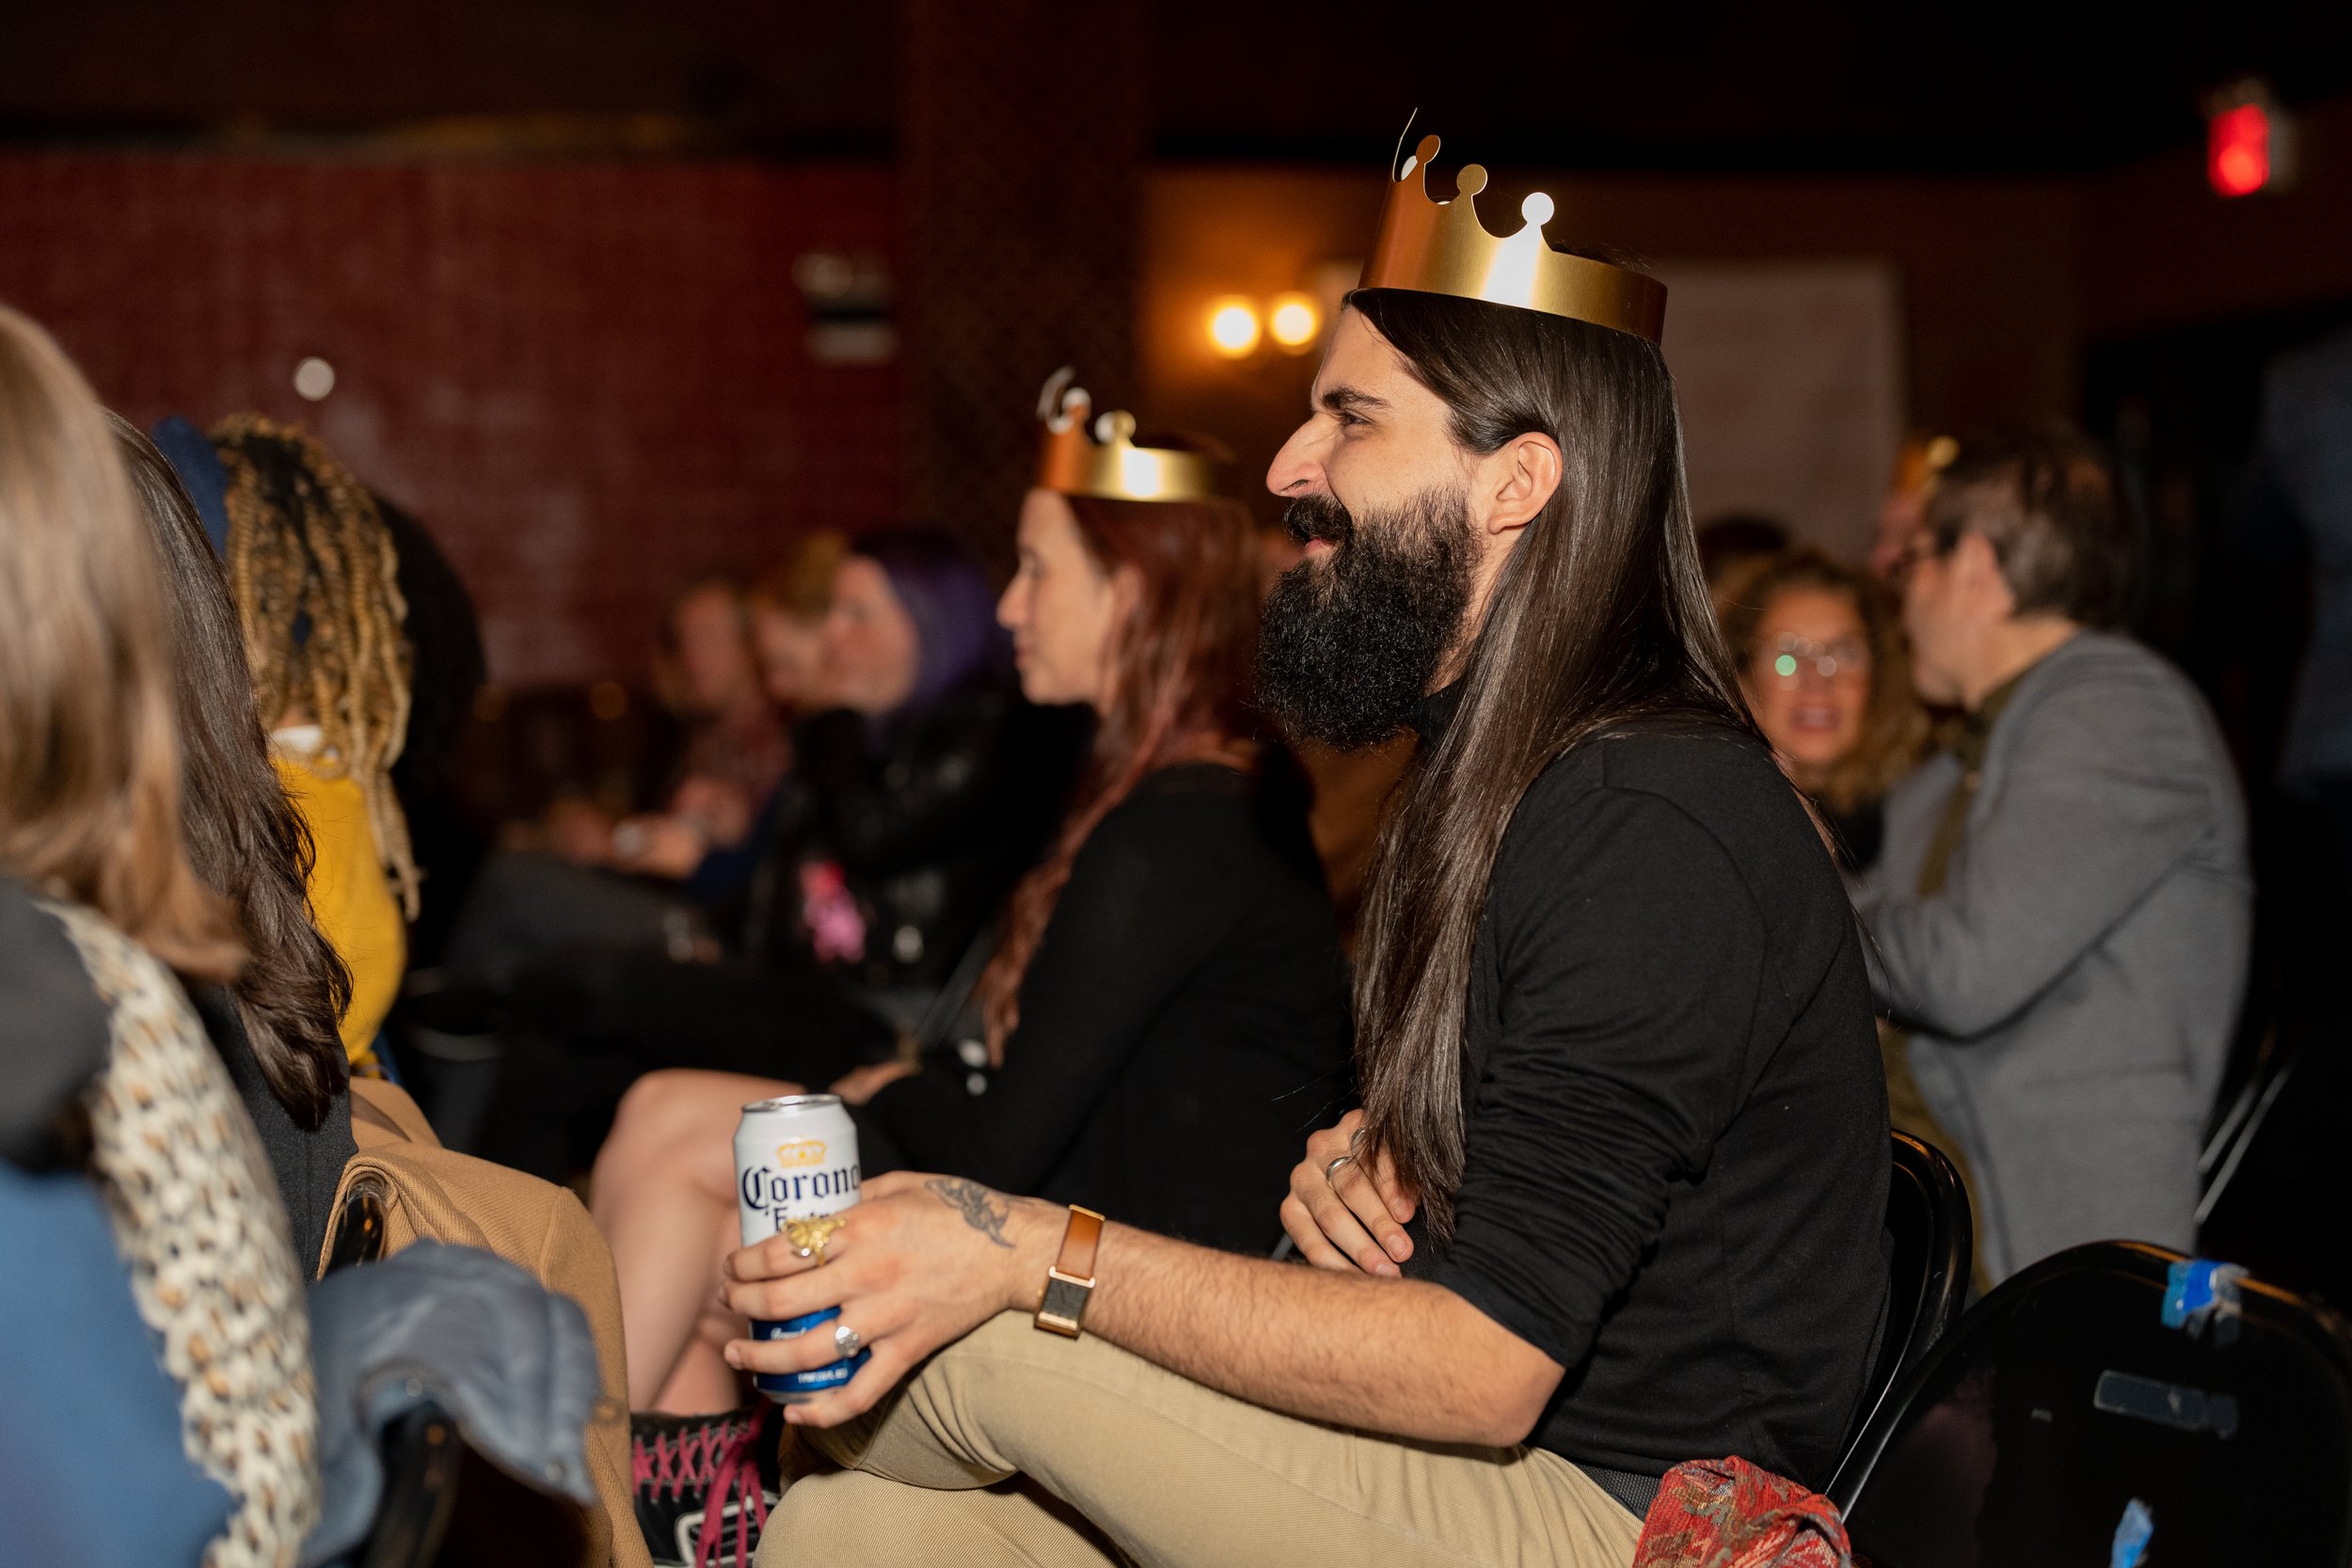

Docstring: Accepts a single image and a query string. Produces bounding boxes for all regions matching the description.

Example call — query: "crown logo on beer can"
[774,1138,827,1169]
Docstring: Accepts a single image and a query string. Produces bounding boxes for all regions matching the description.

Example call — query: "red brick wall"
[0,151,899,687]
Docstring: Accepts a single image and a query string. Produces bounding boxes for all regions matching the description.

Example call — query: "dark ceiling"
[1,0,2346,172]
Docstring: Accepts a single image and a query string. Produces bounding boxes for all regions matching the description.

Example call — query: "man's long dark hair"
[115,416,352,1129]
[1345,290,1757,1239]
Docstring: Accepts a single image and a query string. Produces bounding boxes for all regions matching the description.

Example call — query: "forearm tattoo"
[927,1177,1015,1248]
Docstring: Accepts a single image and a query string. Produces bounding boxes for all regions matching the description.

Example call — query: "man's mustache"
[1283,494,1353,547]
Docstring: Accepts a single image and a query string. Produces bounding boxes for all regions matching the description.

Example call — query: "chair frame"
[1824,1131,1974,1509]
[1831,1238,2352,1560]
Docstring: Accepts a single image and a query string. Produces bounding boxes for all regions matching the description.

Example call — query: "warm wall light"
[1206,297,1262,357]
[1267,293,1320,351]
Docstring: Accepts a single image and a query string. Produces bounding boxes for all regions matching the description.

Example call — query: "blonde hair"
[751,531,850,622]
[214,415,419,917]
[0,304,242,976]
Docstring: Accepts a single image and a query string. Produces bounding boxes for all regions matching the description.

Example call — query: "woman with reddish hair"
[594,388,1350,1431]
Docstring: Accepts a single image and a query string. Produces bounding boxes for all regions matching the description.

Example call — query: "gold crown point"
[1039,365,1097,435]
[1033,367,1222,503]
[1363,126,1666,342]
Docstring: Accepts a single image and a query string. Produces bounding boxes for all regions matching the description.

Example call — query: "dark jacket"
[740,689,1080,990]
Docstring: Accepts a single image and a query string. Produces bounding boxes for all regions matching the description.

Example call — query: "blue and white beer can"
[733,1093,869,1402]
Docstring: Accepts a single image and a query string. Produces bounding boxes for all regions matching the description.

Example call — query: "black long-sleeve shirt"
[1402,692,1888,1486]
[858,762,1351,1255]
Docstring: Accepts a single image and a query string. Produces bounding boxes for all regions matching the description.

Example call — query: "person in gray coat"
[1858,427,2252,1282]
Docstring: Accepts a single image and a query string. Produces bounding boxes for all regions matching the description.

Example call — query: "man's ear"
[1475,432,1564,538]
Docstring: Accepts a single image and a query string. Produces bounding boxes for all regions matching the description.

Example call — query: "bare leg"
[591,1069,801,1410]
[650,1208,758,1415]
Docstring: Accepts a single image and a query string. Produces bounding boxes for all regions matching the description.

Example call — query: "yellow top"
[273,746,405,1069]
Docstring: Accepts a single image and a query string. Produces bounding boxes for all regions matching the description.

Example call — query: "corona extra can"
[733,1094,869,1402]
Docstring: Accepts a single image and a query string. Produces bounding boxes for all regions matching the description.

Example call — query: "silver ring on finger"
[1324,1153,1355,1182]
[832,1322,865,1358]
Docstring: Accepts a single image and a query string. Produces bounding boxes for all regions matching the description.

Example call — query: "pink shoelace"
[631,1402,773,1568]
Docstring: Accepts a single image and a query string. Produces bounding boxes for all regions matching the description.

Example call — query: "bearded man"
[735,137,1890,1568]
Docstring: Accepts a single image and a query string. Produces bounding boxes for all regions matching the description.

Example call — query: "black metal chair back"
[1836,1241,2352,1568]
[1827,1131,1974,1505]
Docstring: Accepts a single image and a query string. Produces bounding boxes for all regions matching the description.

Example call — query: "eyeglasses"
[1756,631,1870,685]
[1885,531,1948,588]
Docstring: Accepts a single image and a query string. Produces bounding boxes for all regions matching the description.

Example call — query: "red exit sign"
[2208,81,2294,198]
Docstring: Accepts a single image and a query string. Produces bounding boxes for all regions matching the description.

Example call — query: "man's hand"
[721,1171,1058,1426]
[1280,1109,1418,1277]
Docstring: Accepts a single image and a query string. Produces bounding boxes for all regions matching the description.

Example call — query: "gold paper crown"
[1361,133,1667,342]
[1035,368,1224,502]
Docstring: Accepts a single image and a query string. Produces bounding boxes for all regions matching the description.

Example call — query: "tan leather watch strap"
[1056,1205,1104,1282]
[1035,1204,1105,1338]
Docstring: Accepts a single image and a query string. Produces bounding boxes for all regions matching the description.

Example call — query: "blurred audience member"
[1858,426,2251,1280]
[1868,432,1959,580]
[759,528,1057,1001]
[595,403,1348,1424]
[469,528,1073,1181]
[119,417,360,1270]
[212,416,418,1075]
[612,537,850,895]
[441,569,798,989]
[749,531,850,713]
[1695,509,1792,593]
[0,304,320,1566]
[1716,546,1929,874]
[2257,326,2352,883]
[154,413,487,963]
[580,575,790,878]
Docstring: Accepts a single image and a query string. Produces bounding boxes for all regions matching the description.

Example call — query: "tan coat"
[327,1081,652,1568]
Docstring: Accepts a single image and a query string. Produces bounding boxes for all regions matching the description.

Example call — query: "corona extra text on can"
[733,1094,868,1402]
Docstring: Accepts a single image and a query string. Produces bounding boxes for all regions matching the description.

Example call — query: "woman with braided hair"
[213,415,417,1072]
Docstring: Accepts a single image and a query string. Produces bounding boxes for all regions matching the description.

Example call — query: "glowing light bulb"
[293,356,336,401]
[1268,293,1321,351]
[1206,298,1262,358]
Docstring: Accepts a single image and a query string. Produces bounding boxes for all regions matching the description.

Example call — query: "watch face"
[1041,1275,1091,1327]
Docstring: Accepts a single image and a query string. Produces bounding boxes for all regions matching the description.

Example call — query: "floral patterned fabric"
[1634,1456,1852,1568]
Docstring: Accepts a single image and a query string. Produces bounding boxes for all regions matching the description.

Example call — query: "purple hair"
[851,528,1008,732]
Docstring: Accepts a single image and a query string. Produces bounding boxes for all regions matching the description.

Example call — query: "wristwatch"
[1033,1204,1104,1338]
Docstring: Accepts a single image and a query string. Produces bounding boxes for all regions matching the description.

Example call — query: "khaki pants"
[755,1312,1642,1568]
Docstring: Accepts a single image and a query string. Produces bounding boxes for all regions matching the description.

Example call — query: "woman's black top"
[188,987,356,1275]
[856,761,1352,1255]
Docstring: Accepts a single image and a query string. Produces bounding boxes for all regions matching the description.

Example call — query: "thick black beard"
[1255,487,1477,751]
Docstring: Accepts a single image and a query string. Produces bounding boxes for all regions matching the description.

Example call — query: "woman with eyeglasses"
[1716,546,1930,875]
